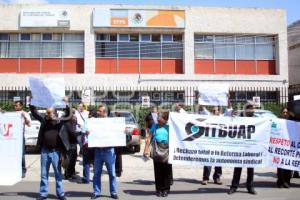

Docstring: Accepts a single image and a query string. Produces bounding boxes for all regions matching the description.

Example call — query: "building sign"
[20,9,70,27]
[93,8,185,28]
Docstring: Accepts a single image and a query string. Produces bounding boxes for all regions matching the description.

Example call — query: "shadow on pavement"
[0,192,56,199]
[123,179,154,185]
[173,178,200,184]
[254,172,277,178]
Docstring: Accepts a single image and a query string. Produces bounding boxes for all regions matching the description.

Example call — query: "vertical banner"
[169,112,270,167]
[0,113,23,185]
[268,118,300,171]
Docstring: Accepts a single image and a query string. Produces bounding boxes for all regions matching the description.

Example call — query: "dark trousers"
[277,168,292,186]
[65,144,77,178]
[203,166,222,181]
[115,147,122,177]
[153,161,172,192]
[231,168,254,190]
[82,147,94,183]
[22,137,26,175]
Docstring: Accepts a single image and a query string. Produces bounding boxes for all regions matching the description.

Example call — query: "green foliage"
[0,101,15,112]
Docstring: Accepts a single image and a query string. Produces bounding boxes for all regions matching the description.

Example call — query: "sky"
[0,0,299,25]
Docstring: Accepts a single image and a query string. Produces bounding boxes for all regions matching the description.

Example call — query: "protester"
[143,111,172,197]
[228,103,257,195]
[91,105,118,199]
[63,108,79,180]
[201,106,222,185]
[198,105,211,115]
[14,100,31,178]
[75,102,89,156]
[30,97,70,200]
[79,109,96,184]
[175,103,187,113]
[276,107,293,188]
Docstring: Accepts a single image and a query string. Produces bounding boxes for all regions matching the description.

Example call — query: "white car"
[24,110,64,148]
[110,111,141,153]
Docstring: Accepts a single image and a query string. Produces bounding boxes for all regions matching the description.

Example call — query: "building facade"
[0,4,288,104]
[288,20,300,86]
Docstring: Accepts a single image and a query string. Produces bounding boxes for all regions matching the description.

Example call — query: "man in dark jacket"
[30,97,70,200]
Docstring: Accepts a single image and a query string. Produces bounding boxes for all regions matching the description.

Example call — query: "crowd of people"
[4,99,300,200]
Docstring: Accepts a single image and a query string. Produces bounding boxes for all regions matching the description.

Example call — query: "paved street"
[1,142,300,200]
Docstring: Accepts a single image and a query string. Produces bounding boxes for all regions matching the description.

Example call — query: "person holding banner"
[143,112,172,198]
[30,97,70,200]
[201,106,223,185]
[91,105,118,200]
[228,104,257,195]
[14,100,31,178]
[276,107,293,188]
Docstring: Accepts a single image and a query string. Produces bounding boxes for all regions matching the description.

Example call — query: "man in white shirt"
[14,100,31,178]
[175,103,187,113]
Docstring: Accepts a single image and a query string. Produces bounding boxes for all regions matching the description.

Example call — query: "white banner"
[198,84,229,106]
[29,77,66,109]
[169,112,270,167]
[268,118,300,171]
[87,118,126,148]
[20,9,70,27]
[0,113,23,185]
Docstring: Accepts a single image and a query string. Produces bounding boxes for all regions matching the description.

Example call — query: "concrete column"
[84,29,95,74]
[183,9,195,75]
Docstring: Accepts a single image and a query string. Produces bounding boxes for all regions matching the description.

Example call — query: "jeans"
[93,147,117,196]
[203,166,222,181]
[39,148,64,197]
[82,147,91,183]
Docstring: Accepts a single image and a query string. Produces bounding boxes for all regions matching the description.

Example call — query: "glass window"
[64,33,84,41]
[194,43,213,59]
[173,34,182,42]
[141,34,151,42]
[152,34,161,42]
[96,34,109,41]
[236,36,255,59]
[41,42,61,57]
[0,33,9,40]
[118,42,139,58]
[194,35,213,42]
[110,34,117,41]
[119,34,129,41]
[95,42,117,57]
[215,35,235,59]
[19,42,40,57]
[162,42,183,58]
[0,41,8,58]
[20,33,31,41]
[63,42,84,58]
[52,34,62,41]
[255,36,275,60]
[130,34,139,41]
[162,34,172,42]
[140,42,161,58]
[42,33,52,41]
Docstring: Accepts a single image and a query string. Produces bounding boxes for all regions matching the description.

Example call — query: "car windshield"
[110,112,136,124]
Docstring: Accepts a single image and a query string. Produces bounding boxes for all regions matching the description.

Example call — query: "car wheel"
[134,145,140,153]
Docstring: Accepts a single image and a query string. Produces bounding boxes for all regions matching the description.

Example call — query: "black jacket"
[30,105,71,153]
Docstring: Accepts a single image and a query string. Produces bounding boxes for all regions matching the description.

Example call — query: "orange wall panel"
[140,59,161,74]
[96,58,117,73]
[236,60,256,74]
[215,60,235,74]
[194,59,214,74]
[257,60,276,75]
[20,58,40,73]
[0,58,19,73]
[118,59,139,74]
[162,59,183,74]
[63,58,84,73]
[42,59,62,73]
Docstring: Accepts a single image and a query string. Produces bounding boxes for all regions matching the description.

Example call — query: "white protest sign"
[0,113,23,185]
[29,77,66,108]
[268,118,300,171]
[87,117,126,148]
[82,89,92,104]
[169,112,270,167]
[198,84,229,106]
[253,96,261,107]
[142,96,150,107]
